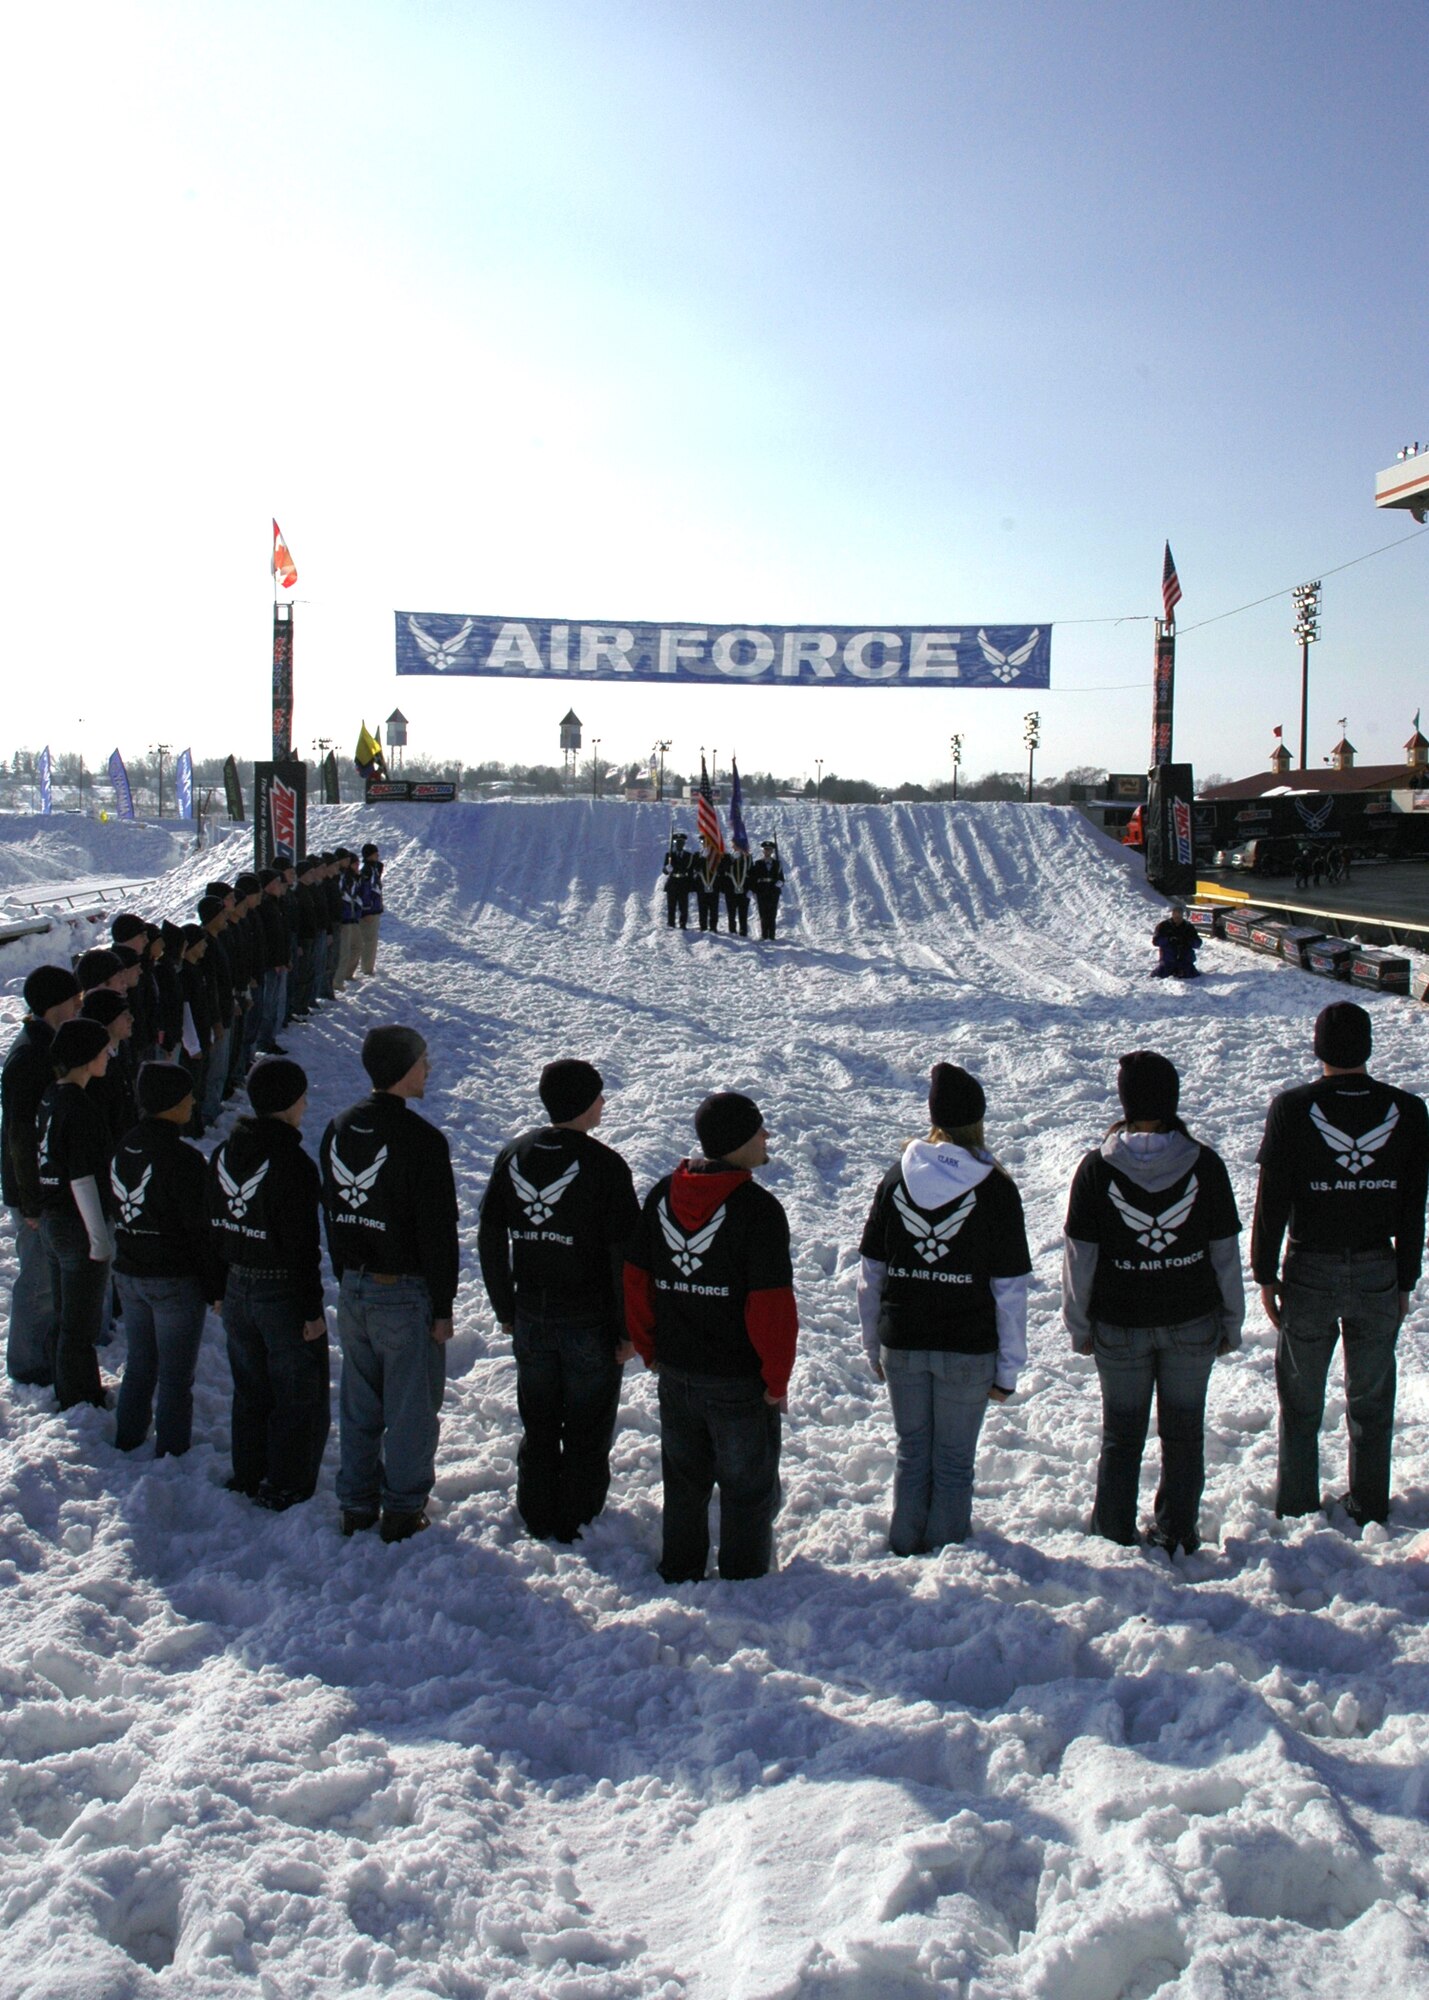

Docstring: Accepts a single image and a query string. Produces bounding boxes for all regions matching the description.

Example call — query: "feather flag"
[272,519,298,589]
[1161,542,1182,623]
[355,722,386,778]
[108,750,135,821]
[697,756,724,856]
[729,757,750,855]
[36,745,52,815]
[175,747,194,820]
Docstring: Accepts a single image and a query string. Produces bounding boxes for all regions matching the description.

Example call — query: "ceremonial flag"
[1416,709,1423,733]
[37,745,52,815]
[355,721,384,775]
[1161,542,1182,623]
[175,747,194,819]
[272,519,298,589]
[697,757,724,856]
[729,757,750,855]
[1273,724,1283,739]
[108,749,135,820]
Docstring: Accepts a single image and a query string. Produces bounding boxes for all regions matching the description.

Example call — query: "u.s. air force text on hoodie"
[318,1094,459,1318]
[207,1117,324,1319]
[1250,1073,1429,1292]
[623,1161,798,1398]
[111,1116,225,1298]
[855,1140,1032,1391]
[1062,1128,1244,1350]
[476,1125,639,1338]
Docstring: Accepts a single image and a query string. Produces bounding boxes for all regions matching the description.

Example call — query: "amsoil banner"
[1152,627,1175,765]
[253,761,306,869]
[365,778,456,804]
[395,613,1051,689]
[1145,762,1196,896]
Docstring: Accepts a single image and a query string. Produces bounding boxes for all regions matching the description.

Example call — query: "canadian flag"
[271,519,297,589]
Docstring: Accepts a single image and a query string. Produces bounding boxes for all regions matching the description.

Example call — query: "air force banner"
[395,613,1051,689]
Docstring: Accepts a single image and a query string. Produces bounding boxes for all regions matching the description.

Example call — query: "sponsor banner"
[223,754,244,821]
[175,747,194,820]
[322,750,341,805]
[364,778,457,804]
[1172,798,1193,866]
[108,749,135,820]
[272,605,294,760]
[253,760,306,869]
[394,612,1052,689]
[1151,629,1175,764]
[37,745,52,815]
[1145,762,1196,895]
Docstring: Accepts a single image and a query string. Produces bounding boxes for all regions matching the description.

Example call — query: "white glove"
[71,1176,116,1262]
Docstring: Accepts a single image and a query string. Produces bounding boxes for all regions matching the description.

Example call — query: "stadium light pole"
[591,738,601,798]
[151,742,171,819]
[815,758,824,805]
[1023,713,1041,803]
[950,733,963,801]
[653,739,671,803]
[1292,581,1321,769]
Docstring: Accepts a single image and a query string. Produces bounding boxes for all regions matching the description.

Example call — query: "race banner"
[322,750,341,804]
[395,612,1051,689]
[364,778,457,804]
[272,605,294,759]
[175,747,194,820]
[108,749,135,821]
[253,760,306,868]
[37,745,52,815]
[1152,626,1175,765]
[223,754,245,821]
[1145,763,1196,896]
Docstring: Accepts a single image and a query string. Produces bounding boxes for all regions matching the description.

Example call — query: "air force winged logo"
[217,1153,270,1221]
[892,1183,977,1264]
[1108,1173,1199,1254]
[331,1143,389,1210]
[408,617,474,672]
[977,628,1041,684]
[110,1162,152,1227]
[659,1197,726,1278]
[510,1158,579,1226]
[1310,1100,1399,1176]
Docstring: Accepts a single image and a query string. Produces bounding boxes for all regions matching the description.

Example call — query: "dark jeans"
[513,1309,623,1538]
[657,1369,781,1582]
[1276,1249,1400,1523]
[337,1272,444,1514]
[754,889,780,939]
[114,1271,210,1456]
[38,1209,108,1410]
[696,889,721,932]
[223,1269,330,1498]
[7,1207,57,1384]
[1092,1315,1219,1548]
[722,889,750,936]
[665,885,690,929]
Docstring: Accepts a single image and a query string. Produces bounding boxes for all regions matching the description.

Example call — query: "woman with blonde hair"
[857,1064,1031,1553]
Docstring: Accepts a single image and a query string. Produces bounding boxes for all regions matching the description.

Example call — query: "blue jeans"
[1276,1249,1400,1522]
[337,1272,445,1514]
[882,1347,996,1553]
[7,1208,57,1384]
[657,1369,781,1582]
[256,968,286,1049]
[1092,1315,1219,1548]
[200,1026,229,1125]
[512,1309,622,1538]
[114,1271,210,1455]
[38,1208,108,1410]
[223,1269,330,1498]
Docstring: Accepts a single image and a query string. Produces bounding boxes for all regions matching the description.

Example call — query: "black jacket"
[751,856,784,893]
[319,1093,460,1317]
[1252,1074,1429,1291]
[2,1018,55,1213]
[179,959,212,1054]
[112,1117,224,1294]
[257,895,288,971]
[88,1050,138,1150]
[859,1156,1031,1352]
[36,1080,113,1216]
[208,1117,323,1316]
[153,957,183,1052]
[1066,1136,1241,1329]
[477,1126,639,1336]
[662,844,695,882]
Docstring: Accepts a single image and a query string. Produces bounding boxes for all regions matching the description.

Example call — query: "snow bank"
[0,813,201,893]
[3,800,1428,1998]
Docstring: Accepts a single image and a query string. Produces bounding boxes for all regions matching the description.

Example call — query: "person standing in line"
[477,1059,640,1543]
[357,843,385,976]
[35,1017,117,1411]
[112,1063,225,1457]
[196,895,235,1124]
[625,1092,798,1582]
[1253,1001,1429,1528]
[720,846,752,938]
[209,1058,328,1510]
[750,839,784,941]
[111,915,157,1063]
[695,834,723,932]
[288,858,321,1017]
[3,966,82,1384]
[857,1065,1030,1554]
[177,926,214,1120]
[80,990,137,1149]
[661,831,694,930]
[231,873,266,1075]
[253,870,290,1055]
[333,850,364,991]
[318,853,342,1002]
[320,1026,458,1543]
[1062,1051,1244,1556]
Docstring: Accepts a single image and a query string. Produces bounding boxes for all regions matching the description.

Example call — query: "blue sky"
[4,0,1425,786]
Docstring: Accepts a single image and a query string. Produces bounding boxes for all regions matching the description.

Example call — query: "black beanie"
[206,881,234,900]
[248,1057,308,1117]
[695,1091,763,1160]
[928,1063,986,1130]
[138,1062,195,1115]
[161,920,186,949]
[1314,1001,1372,1069]
[234,873,261,897]
[539,1059,603,1124]
[110,912,149,945]
[1117,1050,1180,1124]
[76,948,121,991]
[52,1018,111,1074]
[112,945,141,970]
[23,965,79,1016]
[82,990,129,1027]
[361,1025,427,1091]
[197,896,225,924]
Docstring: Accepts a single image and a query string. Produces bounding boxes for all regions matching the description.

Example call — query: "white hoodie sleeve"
[71,1176,116,1262]
[989,1274,1029,1390]
[856,1258,887,1373]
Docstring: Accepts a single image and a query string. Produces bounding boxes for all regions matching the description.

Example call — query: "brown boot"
[379,1509,429,1544]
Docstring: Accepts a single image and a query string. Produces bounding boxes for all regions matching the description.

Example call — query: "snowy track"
[4,801,1429,1997]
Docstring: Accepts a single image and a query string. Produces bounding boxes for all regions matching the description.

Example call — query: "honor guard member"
[1253,1001,1429,1528]
[209,1058,329,1510]
[35,1017,116,1411]
[112,1062,225,1458]
[3,965,82,1384]
[661,831,694,930]
[751,840,784,940]
[477,1058,640,1544]
[720,846,752,938]
[320,1025,459,1544]
[695,835,723,932]
[625,1091,799,1582]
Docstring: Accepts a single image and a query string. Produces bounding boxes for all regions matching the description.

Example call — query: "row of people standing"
[661,834,785,939]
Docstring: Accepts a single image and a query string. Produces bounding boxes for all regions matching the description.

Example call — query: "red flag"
[272,519,298,589]
[1161,542,1182,623]
[697,757,725,857]
[1273,724,1283,739]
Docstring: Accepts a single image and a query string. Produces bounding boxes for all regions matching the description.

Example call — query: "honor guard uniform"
[751,841,784,940]
[662,832,694,929]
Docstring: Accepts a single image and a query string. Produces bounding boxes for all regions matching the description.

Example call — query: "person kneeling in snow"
[1151,902,1200,978]
[625,1092,798,1583]
[857,1065,1030,1554]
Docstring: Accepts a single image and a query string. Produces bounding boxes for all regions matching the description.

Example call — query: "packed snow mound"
[0,812,200,894]
[4,800,1429,1998]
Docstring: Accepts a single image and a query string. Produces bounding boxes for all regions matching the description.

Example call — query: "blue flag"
[37,745,52,815]
[729,758,749,855]
[108,749,135,820]
[175,747,194,820]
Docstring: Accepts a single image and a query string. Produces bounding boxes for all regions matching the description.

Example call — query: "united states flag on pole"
[1162,542,1183,623]
[697,757,724,855]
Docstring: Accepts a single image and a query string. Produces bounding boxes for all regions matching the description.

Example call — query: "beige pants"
[358,913,381,975]
[335,924,362,989]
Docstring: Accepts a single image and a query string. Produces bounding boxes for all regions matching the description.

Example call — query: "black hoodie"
[208,1116,323,1316]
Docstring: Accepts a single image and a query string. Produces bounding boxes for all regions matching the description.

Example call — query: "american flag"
[697,757,724,856]
[1161,542,1182,623]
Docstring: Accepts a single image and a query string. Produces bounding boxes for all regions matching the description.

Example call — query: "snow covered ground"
[4,799,1429,1999]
